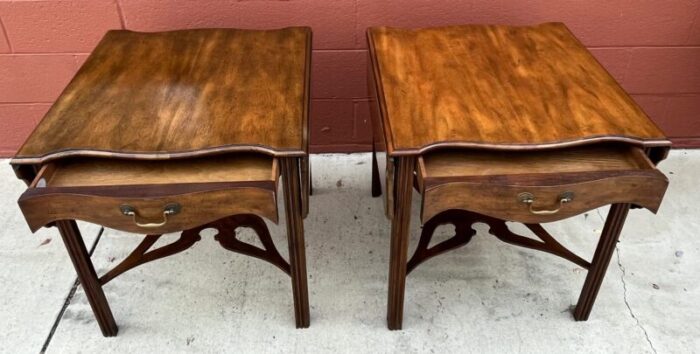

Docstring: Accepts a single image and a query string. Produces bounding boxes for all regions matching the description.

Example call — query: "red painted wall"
[0,0,698,155]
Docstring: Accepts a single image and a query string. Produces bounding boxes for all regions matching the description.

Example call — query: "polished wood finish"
[12,27,311,165]
[418,146,668,223]
[421,173,666,224]
[368,49,385,199]
[386,156,415,330]
[384,157,395,219]
[57,220,118,337]
[43,155,276,187]
[99,232,202,285]
[368,23,670,328]
[212,214,292,275]
[101,214,291,279]
[574,203,630,321]
[12,27,312,335]
[18,156,280,234]
[406,210,476,274]
[74,214,297,333]
[405,207,638,322]
[407,210,590,275]
[19,185,278,234]
[419,145,653,180]
[300,156,311,218]
[367,23,670,156]
[280,157,311,328]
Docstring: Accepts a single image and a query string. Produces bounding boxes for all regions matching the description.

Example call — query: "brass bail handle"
[119,203,181,228]
[518,192,574,215]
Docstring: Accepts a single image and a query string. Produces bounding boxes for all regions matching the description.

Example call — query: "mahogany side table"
[367,23,671,329]
[11,28,312,336]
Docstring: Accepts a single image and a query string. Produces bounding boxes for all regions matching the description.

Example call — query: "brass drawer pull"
[518,192,574,215]
[119,203,181,228]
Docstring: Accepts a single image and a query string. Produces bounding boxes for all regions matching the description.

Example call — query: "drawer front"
[421,172,668,224]
[19,184,278,234]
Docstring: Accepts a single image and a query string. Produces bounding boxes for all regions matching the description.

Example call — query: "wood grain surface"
[19,186,279,234]
[419,144,652,180]
[367,23,670,155]
[13,27,311,164]
[43,154,276,187]
[418,146,668,223]
[19,153,281,233]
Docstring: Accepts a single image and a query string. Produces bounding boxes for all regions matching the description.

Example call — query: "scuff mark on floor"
[616,246,658,354]
[595,208,605,222]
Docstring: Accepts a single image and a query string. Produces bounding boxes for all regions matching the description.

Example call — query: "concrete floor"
[0,151,698,353]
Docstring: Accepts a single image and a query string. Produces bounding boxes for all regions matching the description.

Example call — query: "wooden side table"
[367,23,671,329]
[11,28,312,336]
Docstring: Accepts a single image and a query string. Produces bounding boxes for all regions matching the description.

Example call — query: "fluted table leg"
[574,203,631,321]
[57,220,118,337]
[281,157,311,328]
[386,156,415,330]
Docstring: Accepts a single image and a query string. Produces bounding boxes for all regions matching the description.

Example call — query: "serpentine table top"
[367,22,670,156]
[12,27,311,166]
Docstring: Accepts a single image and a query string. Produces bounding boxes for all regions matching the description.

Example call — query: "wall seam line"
[0,102,54,105]
[0,52,91,56]
[620,48,633,85]
[352,101,358,139]
[671,137,700,141]
[587,45,700,49]
[114,0,127,29]
[685,3,699,45]
[353,0,359,49]
[630,93,700,97]
[0,15,12,53]
[628,92,700,96]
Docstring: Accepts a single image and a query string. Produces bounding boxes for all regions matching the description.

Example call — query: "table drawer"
[418,145,668,224]
[18,155,279,234]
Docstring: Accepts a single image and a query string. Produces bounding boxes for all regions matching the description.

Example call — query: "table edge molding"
[10,145,307,166]
[366,25,671,157]
[367,28,397,157]
[386,136,672,156]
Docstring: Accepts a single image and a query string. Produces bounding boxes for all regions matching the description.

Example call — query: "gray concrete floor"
[1,151,699,353]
